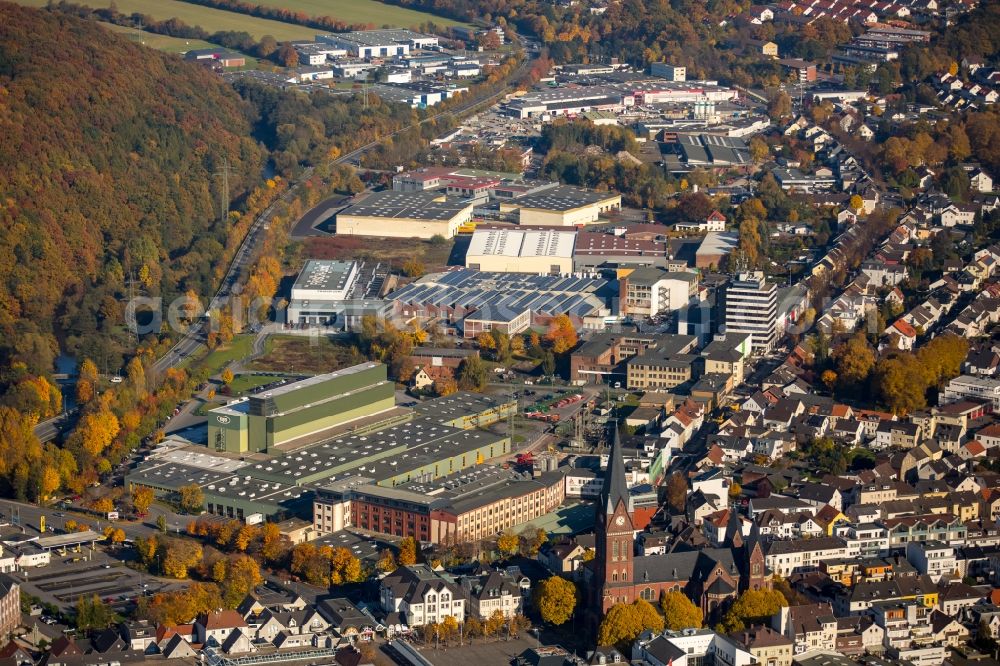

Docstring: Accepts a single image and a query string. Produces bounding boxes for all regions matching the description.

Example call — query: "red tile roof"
[965,440,986,456]
[197,611,247,631]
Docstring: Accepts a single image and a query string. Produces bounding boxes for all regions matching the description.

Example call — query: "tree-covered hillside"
[0,2,264,393]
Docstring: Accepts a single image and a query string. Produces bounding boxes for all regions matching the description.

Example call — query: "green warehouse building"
[130,362,517,521]
[207,362,395,454]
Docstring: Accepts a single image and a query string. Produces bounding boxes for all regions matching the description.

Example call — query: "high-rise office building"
[723,272,778,354]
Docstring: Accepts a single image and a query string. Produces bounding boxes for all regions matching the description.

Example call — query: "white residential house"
[380,565,466,627]
[971,169,994,193]
[196,611,249,647]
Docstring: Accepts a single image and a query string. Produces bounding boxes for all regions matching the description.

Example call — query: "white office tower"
[724,272,777,354]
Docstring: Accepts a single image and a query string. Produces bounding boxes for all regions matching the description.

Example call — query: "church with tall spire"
[594,423,635,610]
[592,422,770,618]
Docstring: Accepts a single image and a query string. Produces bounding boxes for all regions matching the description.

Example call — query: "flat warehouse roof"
[128,462,235,491]
[152,448,251,473]
[411,392,514,421]
[252,362,382,400]
[245,417,464,484]
[203,475,310,504]
[293,260,356,292]
[340,191,470,221]
[513,185,620,211]
[324,29,435,46]
[369,429,505,483]
[467,228,577,258]
[574,231,667,256]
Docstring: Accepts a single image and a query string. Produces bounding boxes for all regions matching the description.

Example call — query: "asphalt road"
[33,414,71,443]
[291,195,350,238]
[1,498,193,544]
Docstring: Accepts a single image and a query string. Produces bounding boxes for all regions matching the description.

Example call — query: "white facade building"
[380,565,466,627]
[724,272,778,354]
[942,375,1000,411]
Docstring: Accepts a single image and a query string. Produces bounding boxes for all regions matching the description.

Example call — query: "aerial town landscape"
[1,0,1000,664]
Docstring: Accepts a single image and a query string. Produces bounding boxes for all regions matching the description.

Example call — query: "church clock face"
[615,515,626,526]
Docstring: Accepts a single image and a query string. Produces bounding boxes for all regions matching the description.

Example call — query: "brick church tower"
[595,423,635,612]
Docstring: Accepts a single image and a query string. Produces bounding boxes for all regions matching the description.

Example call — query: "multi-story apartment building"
[380,565,465,627]
[620,268,698,317]
[723,272,778,354]
[773,603,837,655]
[881,514,966,548]
[765,536,848,577]
[569,333,673,384]
[905,541,957,583]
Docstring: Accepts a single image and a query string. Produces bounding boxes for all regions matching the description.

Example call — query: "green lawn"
[249,0,470,28]
[14,0,317,40]
[227,373,286,394]
[187,334,255,377]
[195,399,222,416]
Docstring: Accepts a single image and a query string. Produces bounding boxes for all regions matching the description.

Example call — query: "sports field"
[250,0,469,28]
[14,0,317,40]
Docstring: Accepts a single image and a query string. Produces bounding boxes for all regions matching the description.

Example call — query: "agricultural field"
[14,0,317,40]
[250,0,470,29]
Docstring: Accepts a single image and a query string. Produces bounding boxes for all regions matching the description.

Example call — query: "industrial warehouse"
[285,259,392,328]
[498,185,621,226]
[502,77,738,119]
[384,174,622,229]
[335,190,474,239]
[465,225,682,273]
[388,268,616,336]
[126,363,517,523]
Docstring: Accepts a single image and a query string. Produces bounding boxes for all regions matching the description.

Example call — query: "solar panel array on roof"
[389,269,610,321]
[513,185,617,212]
[675,134,750,167]
[341,191,469,221]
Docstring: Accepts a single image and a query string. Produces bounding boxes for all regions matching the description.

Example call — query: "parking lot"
[12,549,172,613]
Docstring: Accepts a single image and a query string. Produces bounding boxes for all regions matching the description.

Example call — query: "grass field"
[250,0,469,28]
[182,334,255,376]
[14,0,317,40]
[99,22,220,53]
[227,373,287,394]
[99,22,259,64]
[251,335,362,374]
